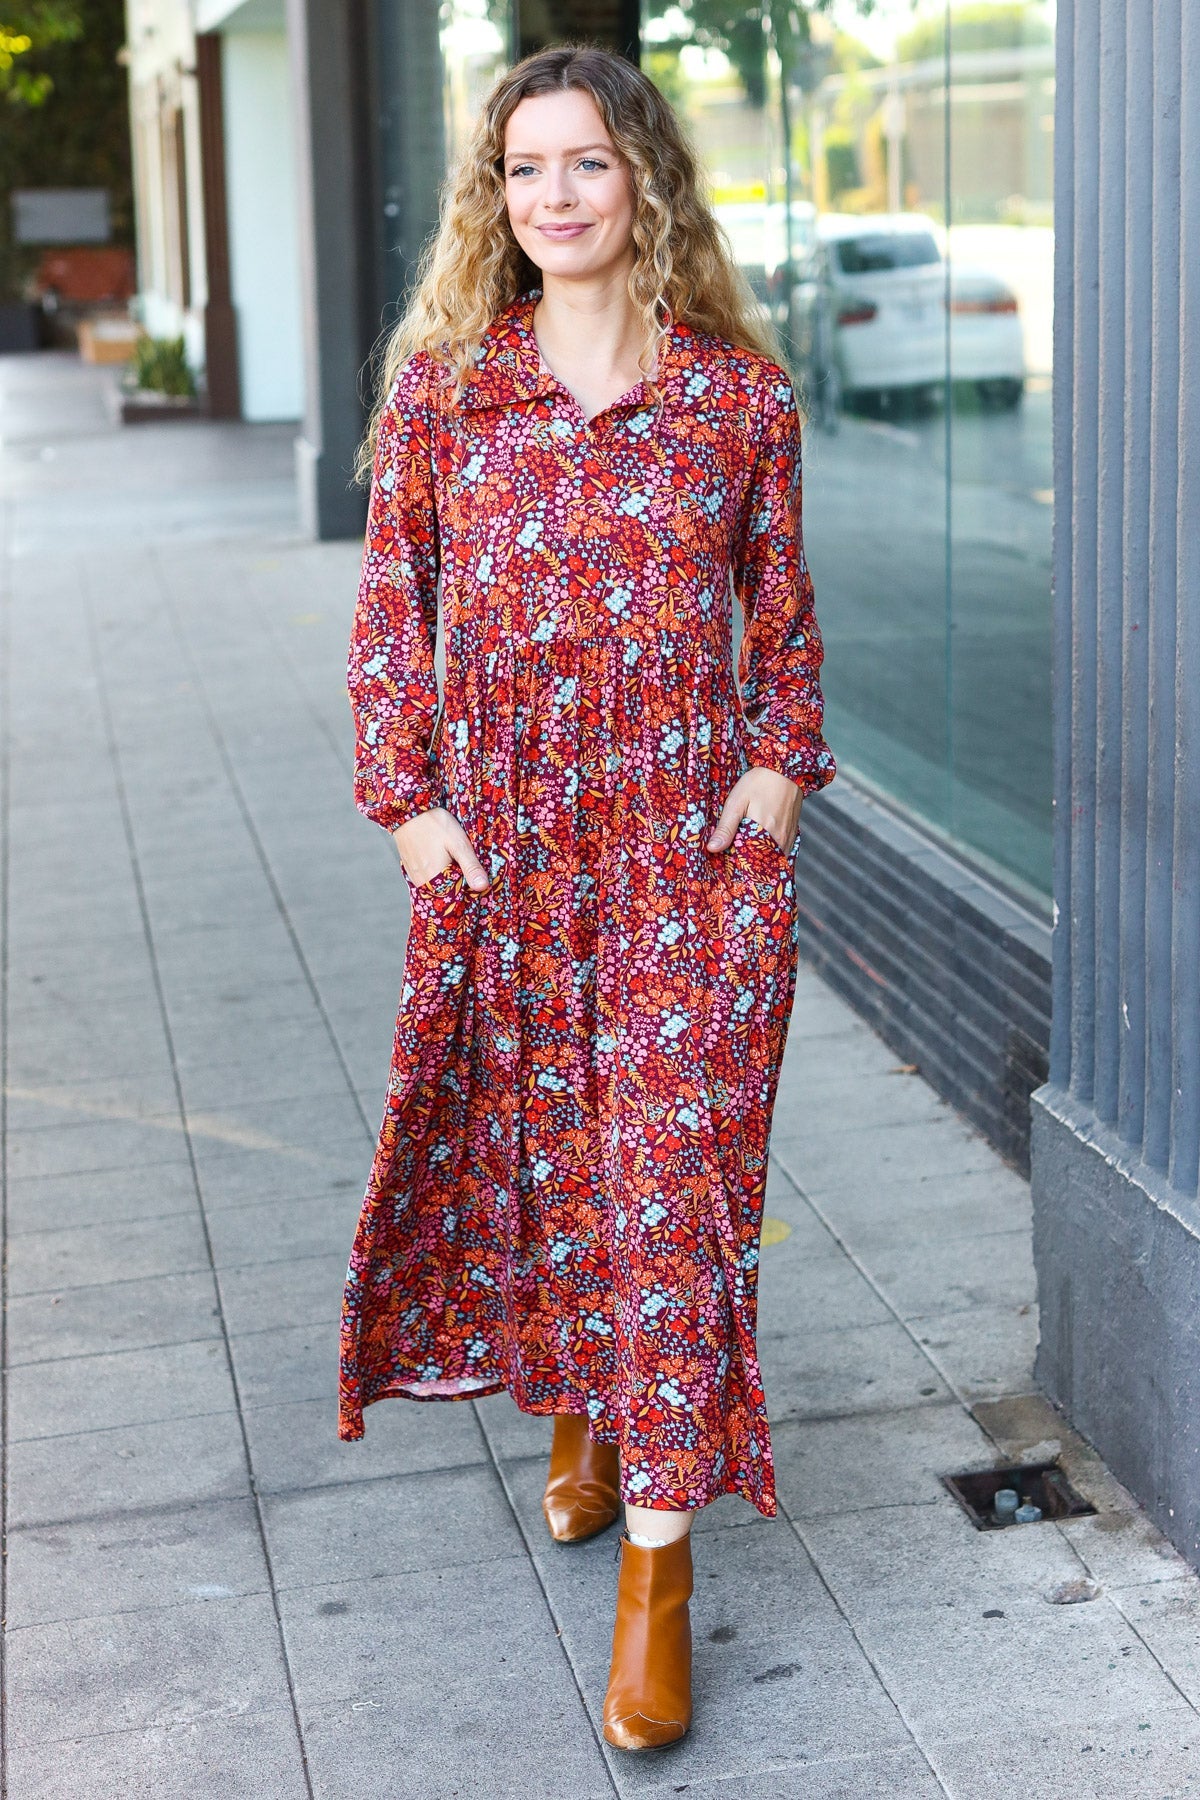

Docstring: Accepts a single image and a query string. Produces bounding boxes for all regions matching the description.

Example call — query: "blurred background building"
[3,0,1197,1568]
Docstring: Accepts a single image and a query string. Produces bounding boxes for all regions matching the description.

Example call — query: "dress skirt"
[336,290,836,1517]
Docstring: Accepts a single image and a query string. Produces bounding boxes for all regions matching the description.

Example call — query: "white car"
[763,198,818,309]
[789,213,1025,425]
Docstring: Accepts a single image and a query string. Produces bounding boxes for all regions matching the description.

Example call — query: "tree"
[0,0,131,301]
[897,2,1052,61]
[645,0,877,109]
[1,2,83,107]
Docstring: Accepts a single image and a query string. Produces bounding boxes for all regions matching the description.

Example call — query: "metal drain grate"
[941,1459,1098,1530]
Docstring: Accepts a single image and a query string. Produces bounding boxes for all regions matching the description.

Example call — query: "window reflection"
[643,0,1055,907]
[441,0,512,166]
[946,6,1054,902]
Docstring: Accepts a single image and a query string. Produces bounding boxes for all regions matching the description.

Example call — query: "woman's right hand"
[391,807,492,892]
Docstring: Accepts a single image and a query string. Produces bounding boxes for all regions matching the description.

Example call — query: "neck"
[532,270,649,374]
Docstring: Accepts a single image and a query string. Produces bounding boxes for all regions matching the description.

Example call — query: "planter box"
[119,388,204,424]
[78,314,141,365]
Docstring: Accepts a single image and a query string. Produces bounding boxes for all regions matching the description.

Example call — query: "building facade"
[125,0,305,421]
[1030,0,1199,1573]
[121,0,1200,1569]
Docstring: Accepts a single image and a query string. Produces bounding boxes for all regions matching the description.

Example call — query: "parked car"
[789,213,1025,427]
[763,197,818,311]
[708,198,818,312]
[712,202,772,304]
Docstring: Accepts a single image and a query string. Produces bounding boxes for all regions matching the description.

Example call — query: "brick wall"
[794,778,1052,1176]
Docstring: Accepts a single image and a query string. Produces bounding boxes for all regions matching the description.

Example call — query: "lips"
[537,224,593,238]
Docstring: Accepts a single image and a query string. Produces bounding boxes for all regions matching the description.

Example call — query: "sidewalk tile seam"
[776,1504,955,1792]
[215,1250,350,1277]
[6,1326,227,1371]
[4,1583,276,1635]
[1095,1591,1200,1717]
[5,1328,232,1372]
[5,1699,302,1757]
[195,1182,363,1215]
[620,1743,954,1794]
[6,1491,267,1536]
[225,1312,343,1342]
[761,1188,1037,1396]
[7,1404,240,1447]
[765,1395,974,1430]
[918,1693,1200,1757]
[8,1261,214,1302]
[3,1151,196,1181]
[1107,1574,1200,1599]
[469,1399,624,1795]
[269,1541,531,1599]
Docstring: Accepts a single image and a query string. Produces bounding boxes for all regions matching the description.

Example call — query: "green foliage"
[0,2,83,106]
[830,28,880,75]
[897,2,1052,61]
[824,130,860,201]
[0,0,131,302]
[644,0,876,110]
[131,334,197,398]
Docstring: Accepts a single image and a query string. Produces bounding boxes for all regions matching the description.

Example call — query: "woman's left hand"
[706,768,803,854]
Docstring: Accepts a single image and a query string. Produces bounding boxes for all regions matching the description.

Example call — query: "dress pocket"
[728,817,797,901]
[407,862,465,906]
[404,847,508,943]
[403,865,481,969]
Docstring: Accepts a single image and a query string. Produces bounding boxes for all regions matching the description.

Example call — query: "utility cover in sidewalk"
[941,1460,1097,1531]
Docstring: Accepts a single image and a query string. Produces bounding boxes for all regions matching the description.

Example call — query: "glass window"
[641,0,1055,913]
[835,230,941,272]
[441,0,514,166]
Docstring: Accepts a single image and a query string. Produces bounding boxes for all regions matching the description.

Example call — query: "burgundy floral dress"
[338,287,836,1517]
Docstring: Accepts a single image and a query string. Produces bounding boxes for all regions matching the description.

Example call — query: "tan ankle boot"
[602,1531,693,1749]
[542,1414,621,1543]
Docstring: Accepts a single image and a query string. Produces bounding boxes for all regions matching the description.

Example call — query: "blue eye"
[505,157,610,177]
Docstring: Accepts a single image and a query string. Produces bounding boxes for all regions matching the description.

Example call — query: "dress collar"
[454,286,689,413]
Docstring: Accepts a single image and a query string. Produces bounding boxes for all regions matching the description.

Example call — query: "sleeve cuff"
[354,773,446,835]
[743,730,838,796]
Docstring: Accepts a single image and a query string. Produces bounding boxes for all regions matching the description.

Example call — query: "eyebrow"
[503,143,615,160]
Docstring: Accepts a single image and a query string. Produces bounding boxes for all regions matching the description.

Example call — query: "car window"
[835,233,941,274]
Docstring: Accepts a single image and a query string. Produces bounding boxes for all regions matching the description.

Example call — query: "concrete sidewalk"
[2,351,1198,1799]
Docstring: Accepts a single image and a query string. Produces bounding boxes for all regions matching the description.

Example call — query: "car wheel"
[977,377,1024,411]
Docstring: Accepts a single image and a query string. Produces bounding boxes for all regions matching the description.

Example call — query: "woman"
[338,44,836,1750]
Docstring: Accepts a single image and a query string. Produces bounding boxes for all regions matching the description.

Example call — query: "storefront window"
[442,0,514,164]
[643,0,1055,910]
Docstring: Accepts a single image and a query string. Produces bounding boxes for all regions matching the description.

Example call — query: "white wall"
[221,30,303,421]
[126,0,204,363]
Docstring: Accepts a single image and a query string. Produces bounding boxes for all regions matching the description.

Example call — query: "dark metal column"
[1031,0,1200,1571]
[195,33,240,420]
[285,0,374,539]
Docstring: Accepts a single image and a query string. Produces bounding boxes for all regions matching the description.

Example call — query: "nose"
[543,165,575,209]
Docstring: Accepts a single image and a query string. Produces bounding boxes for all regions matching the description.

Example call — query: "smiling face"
[502,87,637,287]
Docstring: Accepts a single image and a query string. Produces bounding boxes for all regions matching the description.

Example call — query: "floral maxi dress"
[338,289,836,1517]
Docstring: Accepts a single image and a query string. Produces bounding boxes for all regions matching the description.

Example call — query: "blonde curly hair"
[354,42,786,486]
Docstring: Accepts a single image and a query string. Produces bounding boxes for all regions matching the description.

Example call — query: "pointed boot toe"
[602,1532,693,1751]
[542,1413,621,1543]
[602,1708,690,1751]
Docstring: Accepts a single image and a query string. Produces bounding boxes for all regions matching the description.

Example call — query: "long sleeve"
[347,353,445,834]
[731,368,837,797]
